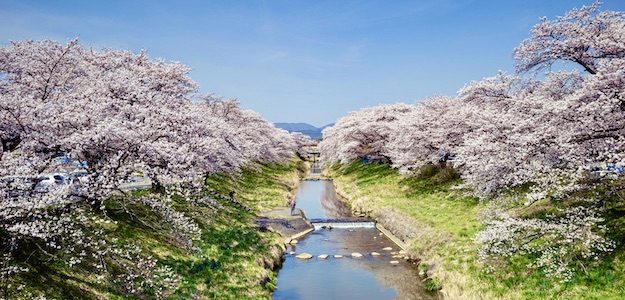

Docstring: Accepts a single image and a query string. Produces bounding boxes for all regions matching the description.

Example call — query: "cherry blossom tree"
[198,96,296,165]
[385,96,472,173]
[290,132,315,148]
[319,103,416,164]
[459,1,625,197]
[0,39,297,294]
[515,1,625,75]
[453,73,556,196]
[463,3,625,279]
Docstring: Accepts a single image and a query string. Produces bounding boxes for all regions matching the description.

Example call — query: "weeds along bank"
[326,162,625,299]
[2,159,305,299]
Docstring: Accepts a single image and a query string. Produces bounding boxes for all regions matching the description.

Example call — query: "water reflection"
[274,228,434,300]
[320,181,352,219]
[294,181,351,219]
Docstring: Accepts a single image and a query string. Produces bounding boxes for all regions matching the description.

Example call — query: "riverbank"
[6,159,306,299]
[326,161,485,298]
[325,161,625,299]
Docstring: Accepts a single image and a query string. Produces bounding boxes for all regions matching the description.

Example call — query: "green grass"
[4,159,304,299]
[206,160,307,211]
[329,161,480,239]
[326,161,625,299]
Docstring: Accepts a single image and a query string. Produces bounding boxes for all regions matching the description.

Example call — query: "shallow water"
[292,180,351,219]
[273,180,434,300]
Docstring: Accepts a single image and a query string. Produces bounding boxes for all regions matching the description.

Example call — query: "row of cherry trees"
[0,40,303,296]
[320,2,625,280]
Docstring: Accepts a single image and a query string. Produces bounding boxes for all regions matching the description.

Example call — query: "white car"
[36,173,67,191]
[39,173,66,185]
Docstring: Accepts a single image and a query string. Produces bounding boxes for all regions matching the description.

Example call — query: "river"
[272,177,434,300]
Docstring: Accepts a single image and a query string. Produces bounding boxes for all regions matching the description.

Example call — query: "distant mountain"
[274,122,334,139]
[274,122,318,132]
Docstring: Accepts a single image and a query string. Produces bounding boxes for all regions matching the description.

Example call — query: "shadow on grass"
[7,251,109,299]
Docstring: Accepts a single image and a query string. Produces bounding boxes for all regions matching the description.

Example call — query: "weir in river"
[272,169,434,300]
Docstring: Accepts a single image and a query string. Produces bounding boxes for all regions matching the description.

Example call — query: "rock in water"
[318,254,329,259]
[382,247,393,251]
[351,252,363,258]
[371,252,381,256]
[334,254,343,258]
[390,260,400,265]
[296,253,313,259]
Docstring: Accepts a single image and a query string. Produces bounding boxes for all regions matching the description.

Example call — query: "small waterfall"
[312,221,376,229]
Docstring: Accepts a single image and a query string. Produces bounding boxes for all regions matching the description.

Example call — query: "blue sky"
[2,0,624,126]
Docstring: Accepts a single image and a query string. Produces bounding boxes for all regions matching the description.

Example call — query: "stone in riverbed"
[318,254,329,259]
[295,253,313,259]
[392,255,403,259]
[289,251,295,255]
[351,252,363,258]
[399,250,407,255]
[390,251,398,255]
[382,247,393,251]
[390,260,400,265]
[334,254,343,258]
[371,252,381,256]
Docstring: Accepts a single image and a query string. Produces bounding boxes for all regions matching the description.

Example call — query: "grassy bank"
[326,161,625,299]
[5,159,306,300]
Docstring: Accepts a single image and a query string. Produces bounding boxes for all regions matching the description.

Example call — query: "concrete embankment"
[256,207,314,242]
[331,181,447,267]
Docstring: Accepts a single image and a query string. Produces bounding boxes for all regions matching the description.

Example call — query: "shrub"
[475,205,615,282]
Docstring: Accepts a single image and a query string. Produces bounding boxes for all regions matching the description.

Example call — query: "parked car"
[35,173,67,191]
[40,173,66,185]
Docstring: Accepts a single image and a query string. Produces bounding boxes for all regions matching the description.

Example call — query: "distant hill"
[274,122,333,139]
